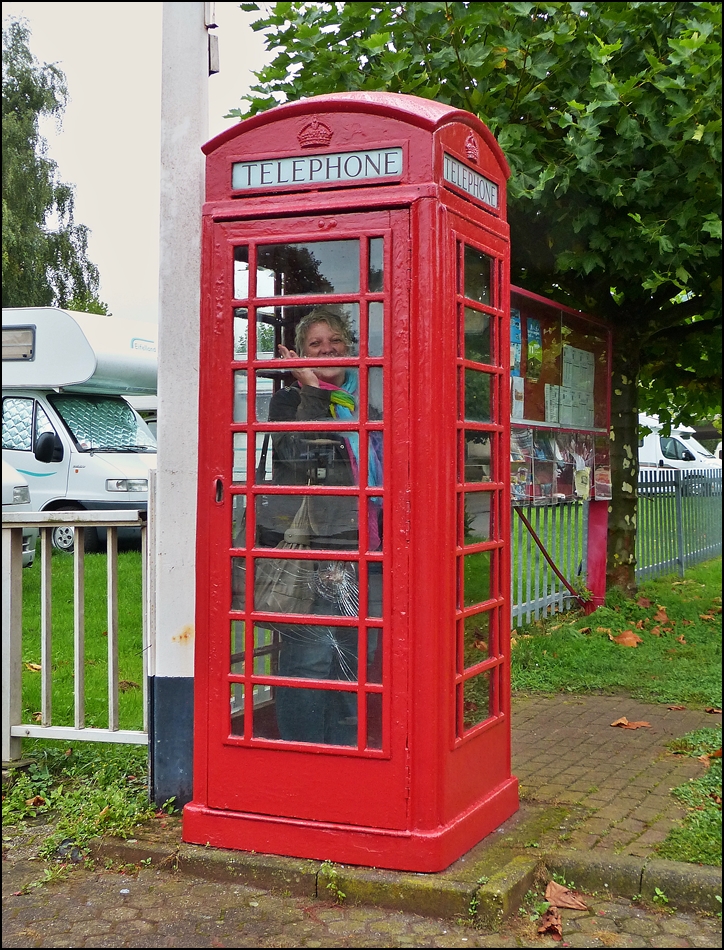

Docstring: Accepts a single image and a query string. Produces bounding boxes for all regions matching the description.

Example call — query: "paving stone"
[620,916,667,937]
[575,915,622,933]
[562,936,606,947]
[689,938,724,949]
[648,937,690,948]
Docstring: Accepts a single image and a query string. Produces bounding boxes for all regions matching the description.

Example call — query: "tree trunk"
[606,333,641,595]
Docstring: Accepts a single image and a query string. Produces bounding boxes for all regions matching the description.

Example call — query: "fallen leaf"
[31,712,42,722]
[704,707,722,714]
[635,619,645,629]
[25,795,46,807]
[596,627,612,634]
[667,705,686,711]
[98,805,110,818]
[649,626,662,636]
[710,793,722,805]
[545,880,588,910]
[653,607,670,623]
[119,680,140,691]
[577,626,591,634]
[712,749,722,758]
[473,640,488,652]
[681,619,694,626]
[636,596,652,608]
[676,635,687,644]
[699,614,716,621]
[611,717,651,729]
[24,663,41,672]
[608,630,643,647]
[537,906,563,940]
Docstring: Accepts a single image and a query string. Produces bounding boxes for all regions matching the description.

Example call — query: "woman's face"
[302,321,348,386]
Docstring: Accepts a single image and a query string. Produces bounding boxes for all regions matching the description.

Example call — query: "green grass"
[21,549,145,730]
[510,557,722,708]
[657,727,722,867]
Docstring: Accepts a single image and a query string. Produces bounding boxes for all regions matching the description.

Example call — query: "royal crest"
[465,132,480,164]
[298,119,333,149]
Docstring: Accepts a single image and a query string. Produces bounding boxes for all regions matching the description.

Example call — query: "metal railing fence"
[636,468,722,580]
[2,510,148,763]
[511,500,588,626]
[4,470,721,756]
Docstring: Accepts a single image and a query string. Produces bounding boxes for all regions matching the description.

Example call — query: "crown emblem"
[465,133,480,164]
[298,119,333,149]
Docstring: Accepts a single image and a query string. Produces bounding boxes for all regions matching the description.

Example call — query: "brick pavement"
[511,693,720,858]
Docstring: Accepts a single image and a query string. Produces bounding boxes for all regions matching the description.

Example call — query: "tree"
[2,18,106,312]
[233,1,722,593]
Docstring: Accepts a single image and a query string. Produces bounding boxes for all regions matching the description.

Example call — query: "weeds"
[319,860,346,903]
[652,887,669,906]
[2,741,155,858]
[656,726,722,867]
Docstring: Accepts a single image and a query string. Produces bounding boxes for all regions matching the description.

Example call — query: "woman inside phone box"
[258,306,382,745]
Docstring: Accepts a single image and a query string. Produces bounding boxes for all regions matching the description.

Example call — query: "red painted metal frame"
[186,92,518,872]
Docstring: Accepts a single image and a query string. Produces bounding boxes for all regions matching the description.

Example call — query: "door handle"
[215,477,224,503]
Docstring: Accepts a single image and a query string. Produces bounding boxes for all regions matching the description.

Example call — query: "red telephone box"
[184,92,518,872]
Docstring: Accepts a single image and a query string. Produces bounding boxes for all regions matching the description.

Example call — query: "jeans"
[274,565,382,746]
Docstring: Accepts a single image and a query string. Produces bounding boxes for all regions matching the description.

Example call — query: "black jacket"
[257,383,358,549]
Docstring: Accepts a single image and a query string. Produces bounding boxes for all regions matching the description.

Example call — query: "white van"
[2,458,38,567]
[639,414,723,471]
[2,308,157,552]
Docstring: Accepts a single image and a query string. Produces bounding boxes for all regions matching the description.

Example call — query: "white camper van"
[2,458,38,567]
[639,414,722,471]
[2,308,157,552]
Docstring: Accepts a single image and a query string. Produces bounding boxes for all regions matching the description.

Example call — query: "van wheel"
[48,507,100,554]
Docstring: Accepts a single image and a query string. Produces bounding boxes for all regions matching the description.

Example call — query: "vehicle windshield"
[49,394,156,452]
[678,433,715,458]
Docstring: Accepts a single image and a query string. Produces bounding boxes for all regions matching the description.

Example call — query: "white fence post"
[2,526,23,763]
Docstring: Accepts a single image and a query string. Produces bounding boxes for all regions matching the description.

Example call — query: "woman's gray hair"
[295,306,354,355]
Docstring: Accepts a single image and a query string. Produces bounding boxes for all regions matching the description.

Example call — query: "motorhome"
[2,458,38,567]
[639,414,722,471]
[2,307,157,552]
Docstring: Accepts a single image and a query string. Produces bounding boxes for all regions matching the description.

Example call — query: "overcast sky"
[3,2,274,322]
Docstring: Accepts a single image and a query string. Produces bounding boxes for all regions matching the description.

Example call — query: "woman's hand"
[277,344,320,388]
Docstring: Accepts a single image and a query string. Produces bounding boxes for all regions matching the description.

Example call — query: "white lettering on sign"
[443,153,498,209]
[232,148,404,190]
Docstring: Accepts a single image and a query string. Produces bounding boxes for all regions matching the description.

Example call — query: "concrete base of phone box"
[182,777,519,873]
